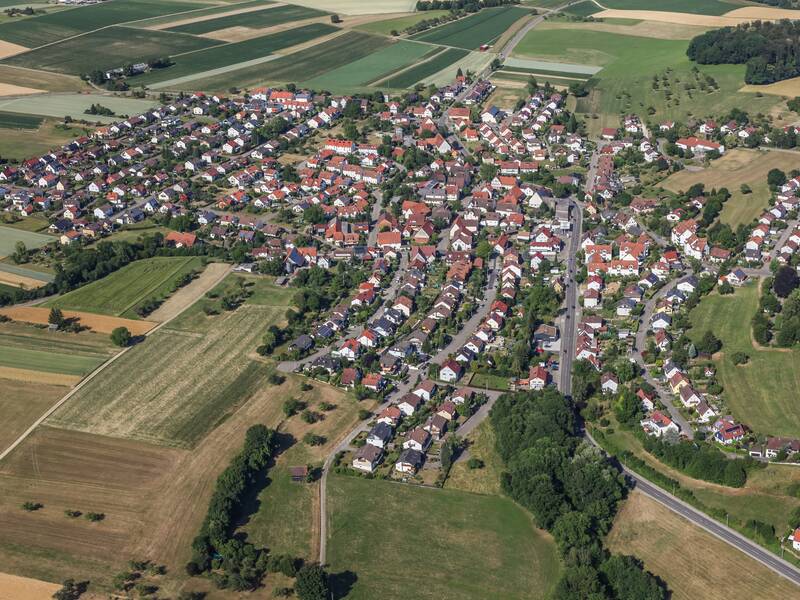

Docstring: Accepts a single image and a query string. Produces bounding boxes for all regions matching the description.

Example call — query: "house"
[424,413,448,439]
[601,372,619,395]
[377,405,402,427]
[398,392,423,416]
[640,411,680,438]
[352,444,383,473]
[165,231,197,248]
[439,359,463,383]
[529,365,549,390]
[403,427,431,452]
[366,422,393,449]
[395,448,424,474]
[790,527,800,552]
[413,379,437,402]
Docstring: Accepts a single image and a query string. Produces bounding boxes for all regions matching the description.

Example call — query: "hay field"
[662,149,798,228]
[47,303,282,447]
[45,256,203,319]
[0,307,157,336]
[0,66,87,94]
[741,76,800,97]
[0,378,69,454]
[0,573,60,600]
[607,491,800,600]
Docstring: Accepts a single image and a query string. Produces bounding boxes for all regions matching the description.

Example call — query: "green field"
[0,93,156,123]
[564,0,602,17]
[167,3,325,34]
[382,47,469,88]
[302,40,435,90]
[689,282,800,437]
[600,0,738,15]
[410,6,531,49]
[3,26,218,75]
[355,9,450,36]
[0,0,202,47]
[134,23,336,86]
[0,225,54,257]
[134,0,268,28]
[327,475,561,600]
[182,30,391,91]
[47,295,286,447]
[45,256,202,319]
[0,111,43,130]
[513,26,781,131]
[499,66,590,79]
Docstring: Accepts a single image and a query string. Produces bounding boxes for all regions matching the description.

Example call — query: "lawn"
[167,3,326,34]
[133,23,336,86]
[355,10,450,36]
[182,31,391,91]
[600,0,738,15]
[302,40,435,90]
[662,149,799,228]
[513,25,781,132]
[3,26,219,75]
[410,6,532,50]
[326,475,561,600]
[382,47,469,88]
[0,225,54,257]
[0,0,202,47]
[0,111,42,129]
[46,256,203,319]
[689,282,800,437]
[468,371,511,390]
[607,490,800,600]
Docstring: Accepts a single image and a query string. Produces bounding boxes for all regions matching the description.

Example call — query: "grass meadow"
[46,256,203,319]
[0,225,54,257]
[689,282,800,438]
[326,474,561,600]
[514,25,781,132]
[134,23,336,86]
[167,4,325,35]
[410,5,531,49]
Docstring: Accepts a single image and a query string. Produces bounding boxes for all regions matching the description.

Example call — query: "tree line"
[687,20,800,84]
[490,389,667,600]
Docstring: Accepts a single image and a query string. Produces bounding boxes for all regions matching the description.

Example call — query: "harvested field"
[593,7,800,26]
[0,40,27,60]
[0,307,157,336]
[0,66,90,93]
[45,256,204,319]
[741,76,800,97]
[0,270,47,289]
[0,572,59,600]
[725,6,800,20]
[0,378,70,453]
[167,4,325,35]
[0,83,42,96]
[0,367,79,386]
[146,262,230,322]
[48,303,284,447]
[539,18,709,40]
[607,490,800,600]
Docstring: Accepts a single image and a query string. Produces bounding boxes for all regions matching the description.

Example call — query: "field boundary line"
[0,263,234,464]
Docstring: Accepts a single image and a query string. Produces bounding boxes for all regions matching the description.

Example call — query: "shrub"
[268,373,286,385]
[467,457,484,469]
[283,398,305,417]
[21,501,42,511]
[731,351,749,365]
[64,509,82,518]
[303,433,326,446]
[85,512,105,522]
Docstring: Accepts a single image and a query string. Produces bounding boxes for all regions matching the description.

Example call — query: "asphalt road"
[558,199,582,396]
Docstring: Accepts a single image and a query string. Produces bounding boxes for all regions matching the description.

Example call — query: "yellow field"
[0,306,157,335]
[662,148,800,228]
[594,7,800,26]
[0,572,59,600]
[742,77,800,97]
[607,491,800,600]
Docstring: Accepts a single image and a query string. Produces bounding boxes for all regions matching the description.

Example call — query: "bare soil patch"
[607,490,800,599]
[0,572,59,600]
[146,262,230,322]
[0,40,28,60]
[0,307,156,335]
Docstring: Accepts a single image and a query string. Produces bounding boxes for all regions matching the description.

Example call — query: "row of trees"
[687,20,800,84]
[490,389,667,599]
[642,436,755,487]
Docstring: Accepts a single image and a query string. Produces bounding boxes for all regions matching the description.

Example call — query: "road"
[559,199,582,396]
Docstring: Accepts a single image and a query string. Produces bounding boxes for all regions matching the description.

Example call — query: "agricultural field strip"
[409,6,532,50]
[498,67,589,80]
[382,47,469,89]
[165,4,327,35]
[133,23,337,86]
[136,0,271,29]
[148,55,281,90]
[0,344,105,376]
[0,225,54,257]
[0,262,54,283]
[0,111,43,129]
[366,45,445,87]
[503,56,601,74]
[420,48,494,86]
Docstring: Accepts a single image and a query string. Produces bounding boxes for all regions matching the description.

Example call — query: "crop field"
[410,6,531,50]
[168,3,325,35]
[0,0,202,47]
[134,23,336,86]
[0,225,53,257]
[382,47,469,89]
[280,0,416,14]
[138,0,269,28]
[327,475,560,600]
[356,10,450,36]
[302,40,434,90]
[3,26,218,75]
[0,65,88,94]
[0,111,42,129]
[607,491,800,600]
[47,298,284,447]
[182,30,391,91]
[514,26,781,132]
[564,0,602,17]
[0,378,69,454]
[0,93,156,123]
[599,0,738,16]
[420,49,494,86]
[45,256,203,319]
[662,149,799,228]
[689,282,800,438]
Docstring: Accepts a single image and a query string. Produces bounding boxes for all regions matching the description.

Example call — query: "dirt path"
[0,572,59,600]
[147,262,231,322]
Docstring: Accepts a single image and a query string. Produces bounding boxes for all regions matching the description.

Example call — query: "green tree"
[110,326,132,347]
[295,563,329,600]
[48,307,64,329]
[12,240,28,264]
